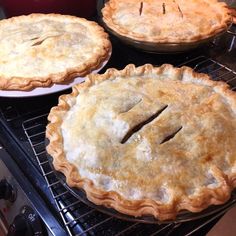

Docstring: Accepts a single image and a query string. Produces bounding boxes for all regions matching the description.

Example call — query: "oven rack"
[21,55,236,236]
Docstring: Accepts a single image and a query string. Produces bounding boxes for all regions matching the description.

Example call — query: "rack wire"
[22,56,236,236]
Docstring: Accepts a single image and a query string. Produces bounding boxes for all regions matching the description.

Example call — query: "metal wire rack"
[22,56,236,236]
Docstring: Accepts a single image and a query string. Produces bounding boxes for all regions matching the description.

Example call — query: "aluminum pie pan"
[46,150,236,224]
[103,24,228,54]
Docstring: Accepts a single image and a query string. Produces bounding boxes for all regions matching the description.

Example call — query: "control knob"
[0,179,16,202]
[7,206,45,236]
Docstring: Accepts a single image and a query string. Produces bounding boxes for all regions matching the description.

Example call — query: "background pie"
[46,64,236,220]
[0,14,111,90]
[102,0,232,43]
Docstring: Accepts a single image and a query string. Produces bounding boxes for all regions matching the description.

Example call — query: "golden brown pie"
[46,64,236,220]
[102,0,232,43]
[0,14,111,91]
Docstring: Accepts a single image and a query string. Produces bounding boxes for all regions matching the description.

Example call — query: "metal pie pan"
[102,24,227,54]
[47,151,236,224]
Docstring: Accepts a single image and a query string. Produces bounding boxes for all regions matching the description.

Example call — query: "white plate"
[0,55,111,98]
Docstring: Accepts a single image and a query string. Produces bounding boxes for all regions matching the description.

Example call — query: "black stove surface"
[0,26,236,236]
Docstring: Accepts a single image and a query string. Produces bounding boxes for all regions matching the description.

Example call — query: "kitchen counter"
[207,206,236,236]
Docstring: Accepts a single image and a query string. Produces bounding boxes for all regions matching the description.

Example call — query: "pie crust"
[46,64,236,220]
[102,0,232,43]
[0,14,111,91]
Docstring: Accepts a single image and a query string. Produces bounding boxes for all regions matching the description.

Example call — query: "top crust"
[46,64,236,220]
[102,0,232,43]
[0,14,111,90]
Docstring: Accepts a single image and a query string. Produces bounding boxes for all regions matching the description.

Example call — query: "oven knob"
[7,214,31,236]
[0,179,16,202]
[7,206,45,236]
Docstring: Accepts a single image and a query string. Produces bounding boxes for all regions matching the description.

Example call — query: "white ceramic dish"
[0,53,111,98]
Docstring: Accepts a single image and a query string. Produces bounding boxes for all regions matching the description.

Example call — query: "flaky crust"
[0,14,111,91]
[46,64,236,220]
[102,0,232,43]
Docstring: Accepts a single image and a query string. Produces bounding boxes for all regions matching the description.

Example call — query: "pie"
[0,14,111,91]
[46,64,236,220]
[102,0,232,43]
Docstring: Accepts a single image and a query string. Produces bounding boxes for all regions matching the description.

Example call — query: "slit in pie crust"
[46,64,236,220]
[0,14,111,91]
[102,0,232,44]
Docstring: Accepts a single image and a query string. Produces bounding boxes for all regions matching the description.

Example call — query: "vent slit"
[160,126,182,144]
[162,3,166,14]
[32,39,47,46]
[173,0,183,17]
[121,105,168,144]
[29,37,40,41]
[177,5,183,18]
[31,35,61,47]
[120,98,142,114]
[139,2,144,16]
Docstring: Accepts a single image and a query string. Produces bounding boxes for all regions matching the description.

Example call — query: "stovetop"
[0,26,236,236]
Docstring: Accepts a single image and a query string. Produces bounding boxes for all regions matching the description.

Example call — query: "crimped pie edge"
[46,64,236,220]
[0,13,111,91]
[102,0,232,44]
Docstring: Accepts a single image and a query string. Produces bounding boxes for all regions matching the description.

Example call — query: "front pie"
[0,14,111,90]
[102,0,232,43]
[46,64,236,220]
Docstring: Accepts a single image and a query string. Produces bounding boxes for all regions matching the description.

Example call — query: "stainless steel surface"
[0,212,8,235]
[0,148,55,236]
[0,158,29,229]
